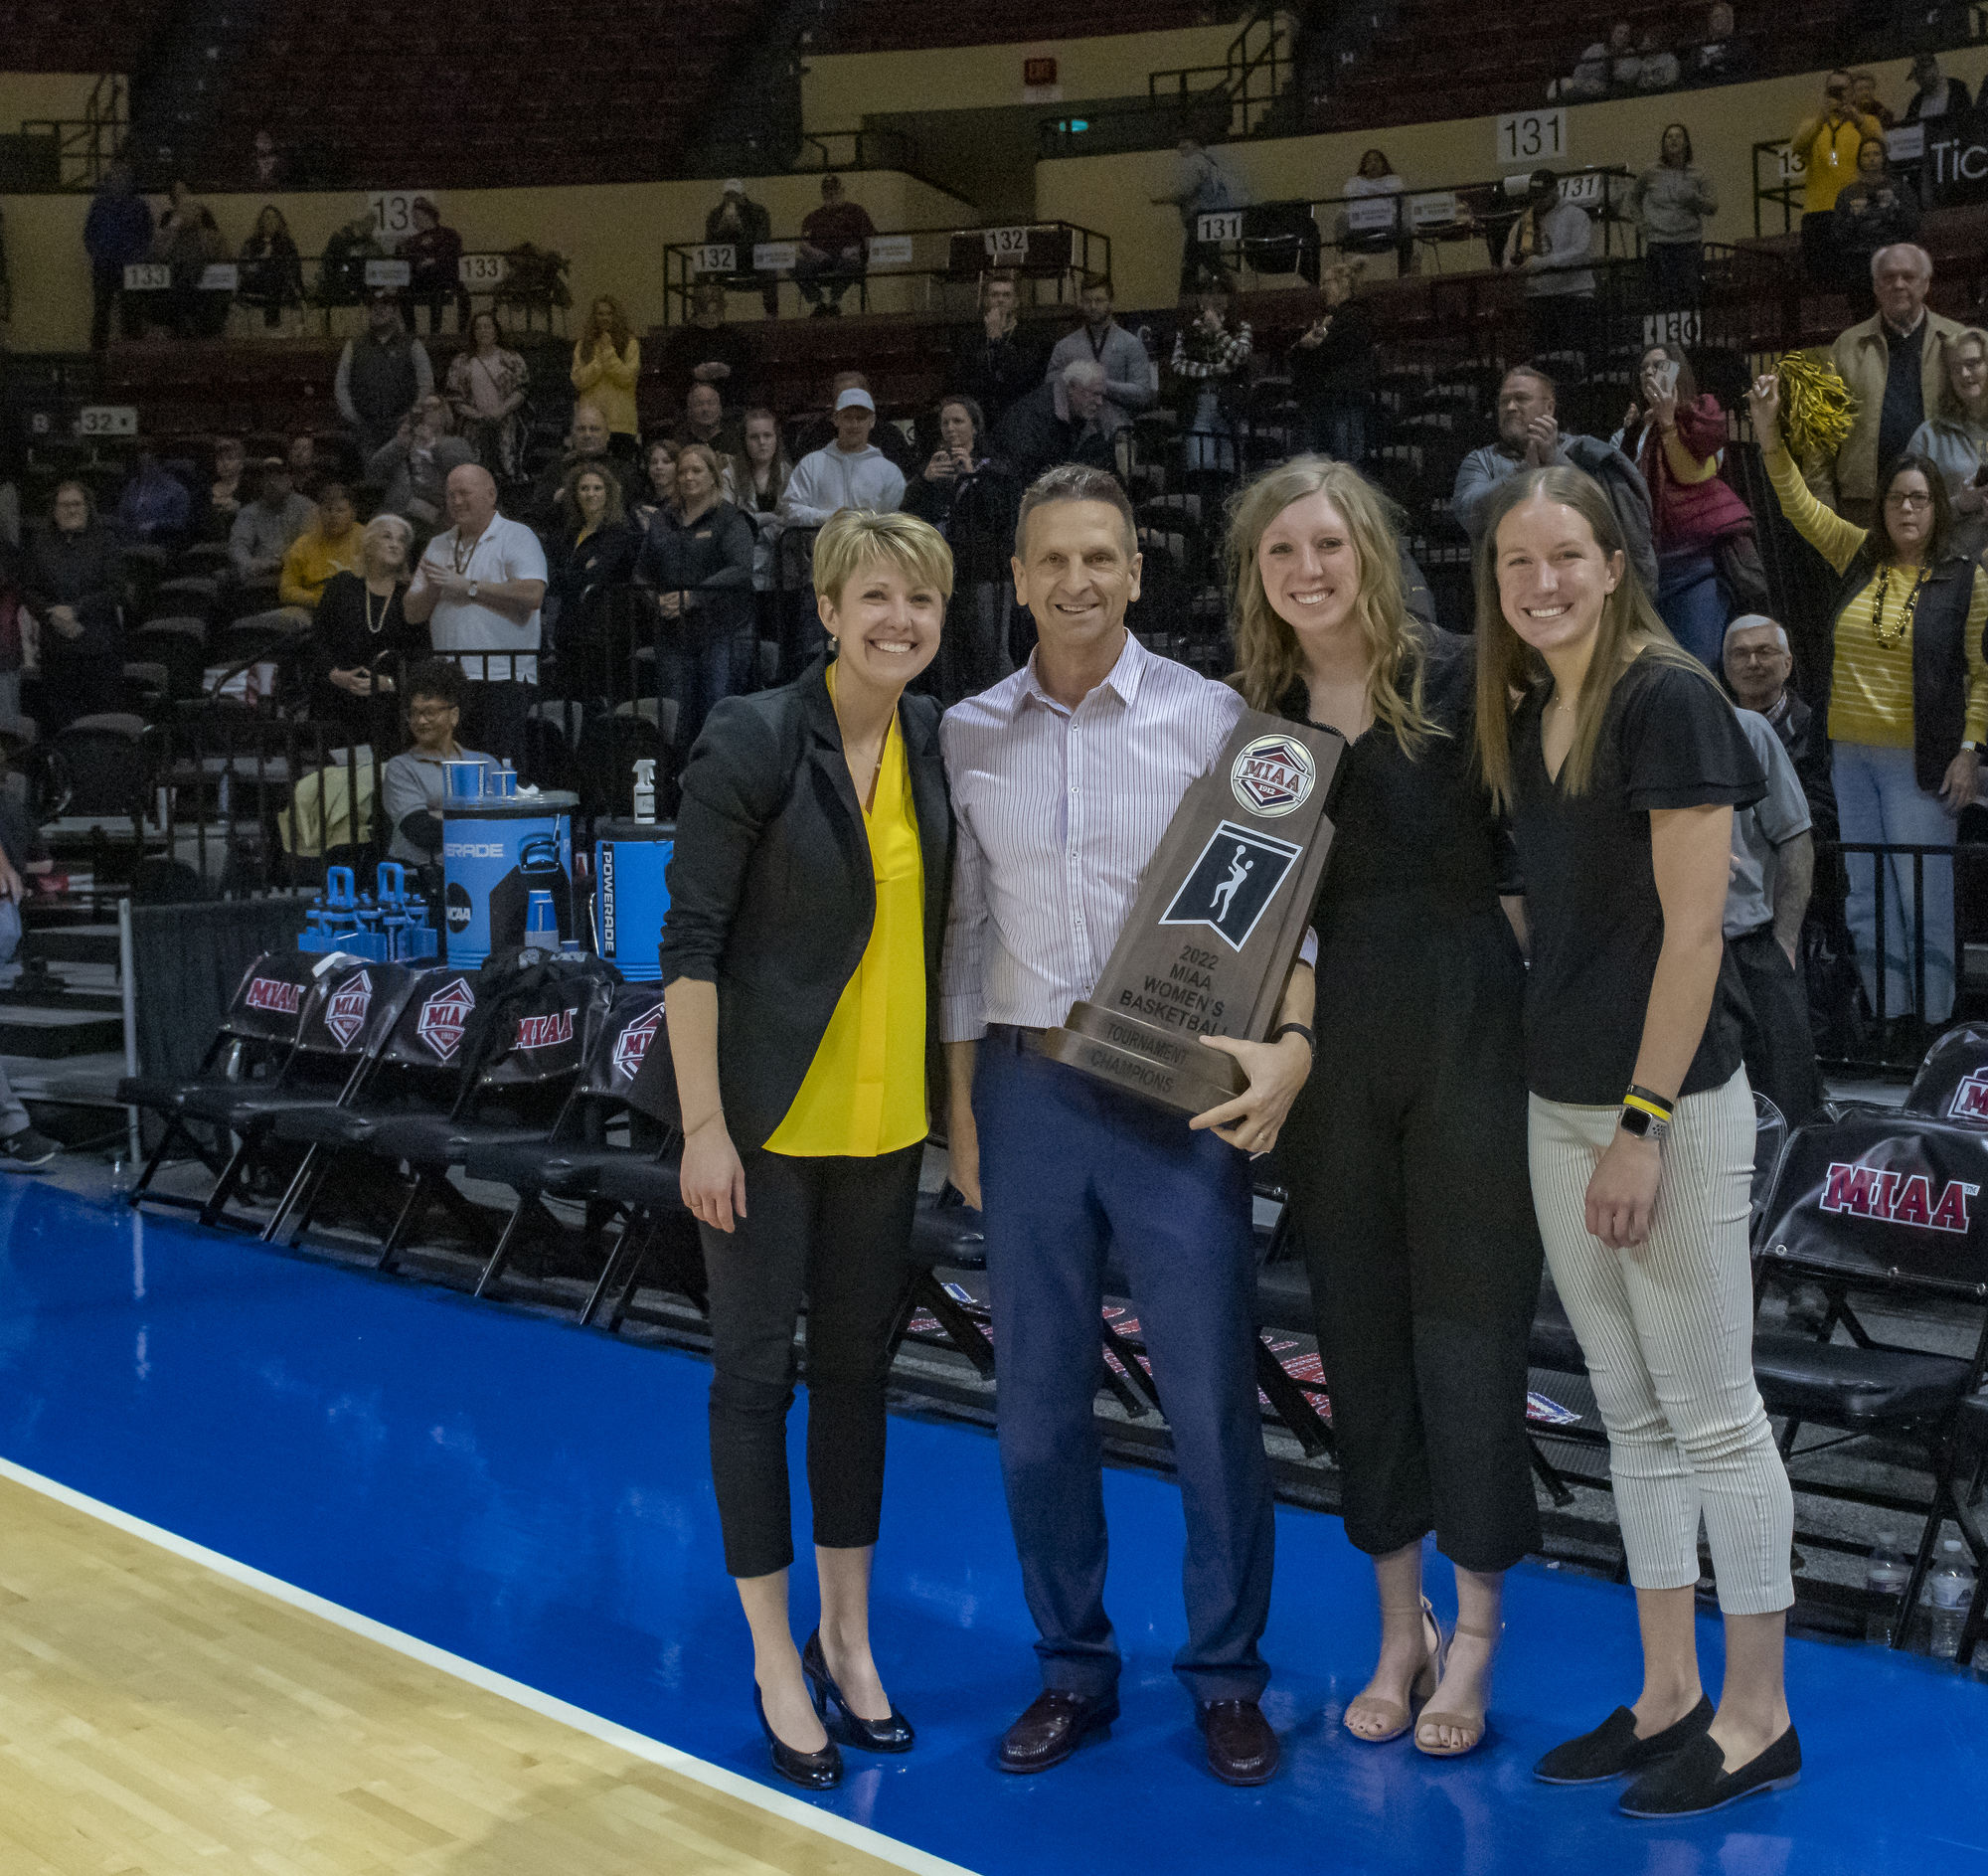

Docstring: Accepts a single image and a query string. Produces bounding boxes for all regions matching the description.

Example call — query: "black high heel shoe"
[802,1629,915,1753]
[754,1682,843,1789]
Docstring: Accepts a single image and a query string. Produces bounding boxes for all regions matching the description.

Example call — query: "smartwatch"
[1618,1104,1671,1146]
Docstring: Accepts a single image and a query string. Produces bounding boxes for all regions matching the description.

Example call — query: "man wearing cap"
[335,295,434,459]
[705,180,775,317]
[228,457,317,589]
[795,176,877,317]
[777,387,907,525]
[400,197,468,335]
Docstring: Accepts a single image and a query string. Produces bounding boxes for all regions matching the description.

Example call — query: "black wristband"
[1273,1022,1315,1054]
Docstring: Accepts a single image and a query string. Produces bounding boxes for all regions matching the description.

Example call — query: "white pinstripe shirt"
[938,631,1245,1042]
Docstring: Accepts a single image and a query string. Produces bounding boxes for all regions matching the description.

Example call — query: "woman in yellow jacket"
[277,482,364,610]
[1749,371,1988,1040]
[570,294,641,457]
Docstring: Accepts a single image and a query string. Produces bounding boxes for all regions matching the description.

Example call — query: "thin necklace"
[452,523,490,576]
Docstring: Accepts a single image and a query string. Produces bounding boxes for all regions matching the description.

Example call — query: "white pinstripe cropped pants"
[1529,1070,1794,1615]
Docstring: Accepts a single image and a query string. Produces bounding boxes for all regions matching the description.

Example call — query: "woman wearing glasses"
[1749,374,1988,1043]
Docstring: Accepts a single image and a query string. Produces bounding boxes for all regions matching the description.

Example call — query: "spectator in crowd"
[572,295,641,460]
[404,464,548,767]
[286,432,324,496]
[1502,170,1595,362]
[1849,70,1897,130]
[793,372,920,477]
[795,175,876,317]
[207,437,248,537]
[21,481,125,731]
[1693,2,1741,81]
[1726,708,1823,1125]
[381,659,492,869]
[704,179,776,317]
[952,272,1045,431]
[279,481,364,611]
[1723,614,1834,832]
[633,438,680,531]
[238,206,304,331]
[1453,366,1658,594]
[1832,140,1920,310]
[335,295,434,459]
[400,198,468,336]
[445,310,532,481]
[83,160,153,351]
[228,457,315,587]
[369,394,477,527]
[1169,284,1253,476]
[1044,275,1154,439]
[317,211,383,308]
[1287,262,1375,464]
[152,182,215,340]
[635,441,755,758]
[1632,28,1681,90]
[1617,343,1769,662]
[545,462,639,707]
[310,512,424,740]
[249,127,287,190]
[1604,20,1640,88]
[1908,326,1988,566]
[1904,52,1972,121]
[1549,34,1612,101]
[1791,73,1884,282]
[657,283,758,407]
[1627,124,1718,308]
[1831,243,1966,525]
[1340,147,1413,274]
[673,382,742,459]
[114,446,192,547]
[1750,370,1988,1037]
[1152,133,1246,291]
[902,394,1021,702]
[529,401,615,531]
[725,409,792,591]
[779,388,908,527]
[996,360,1116,486]
[188,209,234,339]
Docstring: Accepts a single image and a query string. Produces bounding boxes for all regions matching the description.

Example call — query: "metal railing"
[659,219,1111,322]
[1147,3,1294,139]
[797,128,918,173]
[18,75,126,191]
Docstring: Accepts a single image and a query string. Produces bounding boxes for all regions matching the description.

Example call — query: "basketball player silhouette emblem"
[1160,822,1299,952]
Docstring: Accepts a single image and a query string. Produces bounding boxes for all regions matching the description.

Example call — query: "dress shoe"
[997,1688,1118,1774]
[1534,1695,1714,1784]
[1619,1726,1801,1818]
[1199,1698,1279,1786]
[801,1629,914,1753]
[754,1683,842,1790]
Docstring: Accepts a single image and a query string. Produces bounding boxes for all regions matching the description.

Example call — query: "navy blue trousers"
[973,1030,1274,1705]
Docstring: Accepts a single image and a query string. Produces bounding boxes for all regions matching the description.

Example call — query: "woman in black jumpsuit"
[1229,457,1541,1760]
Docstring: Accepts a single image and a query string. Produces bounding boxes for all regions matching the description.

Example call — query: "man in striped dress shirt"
[939,465,1316,1788]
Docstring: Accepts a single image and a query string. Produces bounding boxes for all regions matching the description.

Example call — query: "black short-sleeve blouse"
[1510,655,1766,1105]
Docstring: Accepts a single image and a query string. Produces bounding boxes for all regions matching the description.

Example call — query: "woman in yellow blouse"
[661,508,952,1791]
[277,482,363,610]
[570,294,641,455]
[1749,371,1988,1029]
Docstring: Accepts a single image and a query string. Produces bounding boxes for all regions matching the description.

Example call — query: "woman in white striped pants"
[1473,464,1800,1819]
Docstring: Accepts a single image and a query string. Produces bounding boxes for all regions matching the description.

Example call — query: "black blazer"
[660,655,953,1148]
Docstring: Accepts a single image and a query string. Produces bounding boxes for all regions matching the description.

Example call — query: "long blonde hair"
[1471,464,1704,811]
[1225,455,1438,755]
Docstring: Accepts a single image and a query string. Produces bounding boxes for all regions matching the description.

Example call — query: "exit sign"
[1024,56,1058,85]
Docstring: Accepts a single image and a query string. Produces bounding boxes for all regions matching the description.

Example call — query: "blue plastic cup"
[484,766,520,800]
[526,889,558,941]
[443,759,486,800]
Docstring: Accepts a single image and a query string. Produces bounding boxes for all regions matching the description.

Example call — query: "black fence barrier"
[128,896,309,1085]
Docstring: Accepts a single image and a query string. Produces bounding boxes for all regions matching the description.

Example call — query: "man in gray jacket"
[777,388,908,527]
[1451,365,1658,596]
[1043,276,1155,439]
[227,458,316,586]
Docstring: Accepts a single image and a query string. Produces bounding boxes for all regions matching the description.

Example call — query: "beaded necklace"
[1871,563,1930,646]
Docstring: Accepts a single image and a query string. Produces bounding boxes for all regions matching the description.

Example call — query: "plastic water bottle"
[1866,1534,1911,1643]
[1928,1538,1974,1660]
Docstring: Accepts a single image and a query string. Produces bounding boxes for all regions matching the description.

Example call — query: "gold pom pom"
[1775,352,1858,461]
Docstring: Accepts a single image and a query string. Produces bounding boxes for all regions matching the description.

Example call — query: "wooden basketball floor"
[0,1473,929,1875]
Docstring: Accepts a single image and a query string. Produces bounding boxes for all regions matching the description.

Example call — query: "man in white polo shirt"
[404,463,547,769]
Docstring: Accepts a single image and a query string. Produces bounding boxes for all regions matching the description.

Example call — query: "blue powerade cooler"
[442,790,579,965]
[591,819,674,980]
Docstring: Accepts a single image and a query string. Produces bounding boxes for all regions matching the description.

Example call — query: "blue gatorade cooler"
[591,818,674,981]
[442,790,579,965]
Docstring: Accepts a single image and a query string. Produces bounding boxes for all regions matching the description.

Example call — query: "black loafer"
[801,1629,914,1753]
[1534,1695,1714,1784]
[754,1683,842,1790]
[1619,1726,1801,1818]
[997,1688,1119,1774]
[1199,1698,1280,1787]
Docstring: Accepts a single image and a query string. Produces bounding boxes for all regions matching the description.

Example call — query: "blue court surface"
[0,1175,1983,1876]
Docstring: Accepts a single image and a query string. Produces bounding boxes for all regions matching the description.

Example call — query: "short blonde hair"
[812,508,953,606]
[361,511,413,571]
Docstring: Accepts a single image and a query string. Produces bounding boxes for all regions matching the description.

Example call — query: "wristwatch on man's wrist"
[466,580,479,599]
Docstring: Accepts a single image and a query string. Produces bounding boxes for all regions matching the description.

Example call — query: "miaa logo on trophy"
[1230,736,1315,817]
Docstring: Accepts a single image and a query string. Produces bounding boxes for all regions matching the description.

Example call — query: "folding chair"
[1951,1387,1988,1666]
[1752,1109,1988,1641]
[120,949,322,1212]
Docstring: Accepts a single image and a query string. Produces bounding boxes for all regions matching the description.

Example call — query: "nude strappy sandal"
[1343,1596,1445,1746]
[1414,1620,1502,1758]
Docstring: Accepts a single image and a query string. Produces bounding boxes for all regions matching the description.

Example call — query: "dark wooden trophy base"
[1042,1001,1245,1116]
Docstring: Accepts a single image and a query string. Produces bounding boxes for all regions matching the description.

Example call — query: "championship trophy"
[1042,714,1346,1115]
